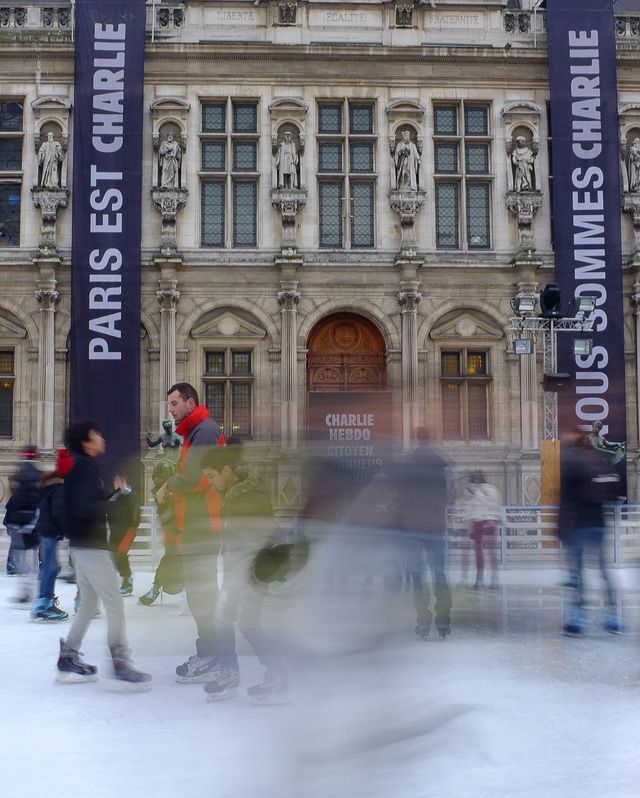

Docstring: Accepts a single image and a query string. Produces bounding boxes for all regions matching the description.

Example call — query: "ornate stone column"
[390,190,425,257]
[278,281,300,448]
[35,284,59,451]
[506,191,543,261]
[271,189,306,254]
[515,281,539,449]
[157,284,180,427]
[31,188,69,256]
[151,188,188,257]
[398,282,422,449]
[632,283,640,447]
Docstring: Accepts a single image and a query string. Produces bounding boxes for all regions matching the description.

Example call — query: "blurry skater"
[154,383,225,683]
[558,426,622,636]
[31,448,73,621]
[56,421,151,687]
[4,444,41,602]
[395,427,452,640]
[464,471,501,589]
[107,478,140,597]
[202,444,289,704]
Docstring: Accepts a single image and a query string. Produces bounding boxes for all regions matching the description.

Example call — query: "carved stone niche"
[618,105,640,263]
[31,96,71,189]
[501,102,542,192]
[269,97,308,182]
[150,97,190,188]
[386,100,426,255]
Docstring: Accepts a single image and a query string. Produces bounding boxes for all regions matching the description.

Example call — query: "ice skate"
[106,645,152,692]
[119,576,133,597]
[603,613,626,635]
[563,613,586,637]
[175,654,218,683]
[204,665,240,702]
[247,671,289,706]
[138,586,159,606]
[56,638,98,683]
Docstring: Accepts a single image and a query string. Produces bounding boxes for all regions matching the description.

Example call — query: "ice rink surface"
[1,567,639,798]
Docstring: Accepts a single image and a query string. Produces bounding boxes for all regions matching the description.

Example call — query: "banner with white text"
[70,0,145,476]
[547,0,627,481]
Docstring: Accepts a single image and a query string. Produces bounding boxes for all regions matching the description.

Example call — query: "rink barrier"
[0,504,638,570]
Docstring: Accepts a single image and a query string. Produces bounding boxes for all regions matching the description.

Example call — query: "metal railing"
[0,504,639,571]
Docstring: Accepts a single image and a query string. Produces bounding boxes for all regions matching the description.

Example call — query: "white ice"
[1,566,639,798]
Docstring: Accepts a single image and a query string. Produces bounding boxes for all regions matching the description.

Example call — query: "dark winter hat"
[55,448,74,477]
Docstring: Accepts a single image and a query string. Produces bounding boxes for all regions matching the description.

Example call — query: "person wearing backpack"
[31,449,74,622]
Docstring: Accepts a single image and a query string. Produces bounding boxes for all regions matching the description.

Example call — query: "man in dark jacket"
[394,426,452,640]
[155,382,225,683]
[559,426,621,635]
[56,421,151,688]
[200,444,288,704]
[4,444,41,600]
[31,448,73,621]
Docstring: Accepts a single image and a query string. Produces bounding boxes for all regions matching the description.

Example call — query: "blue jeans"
[404,532,451,633]
[565,527,615,610]
[38,536,61,601]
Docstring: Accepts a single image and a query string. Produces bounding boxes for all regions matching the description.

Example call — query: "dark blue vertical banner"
[70,0,145,477]
[547,1,627,476]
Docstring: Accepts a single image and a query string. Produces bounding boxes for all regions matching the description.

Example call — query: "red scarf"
[172,405,225,539]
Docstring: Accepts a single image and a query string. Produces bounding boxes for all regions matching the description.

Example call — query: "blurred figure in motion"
[4,444,41,603]
[107,474,141,597]
[56,421,151,688]
[464,470,501,589]
[202,444,290,704]
[558,425,622,636]
[154,382,224,683]
[31,448,73,621]
[395,427,451,640]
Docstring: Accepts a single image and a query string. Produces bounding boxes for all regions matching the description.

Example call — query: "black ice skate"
[247,670,289,706]
[204,665,240,702]
[56,638,98,683]
[107,645,152,691]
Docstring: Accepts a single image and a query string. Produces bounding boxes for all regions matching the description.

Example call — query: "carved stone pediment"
[191,309,266,339]
[430,310,504,342]
[0,311,27,339]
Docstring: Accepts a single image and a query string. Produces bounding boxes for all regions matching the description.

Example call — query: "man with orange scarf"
[155,382,225,682]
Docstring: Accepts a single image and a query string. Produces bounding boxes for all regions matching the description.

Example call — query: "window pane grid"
[435,143,458,174]
[466,183,490,249]
[434,105,458,136]
[441,352,461,377]
[202,103,226,133]
[465,143,489,174]
[0,139,22,171]
[232,141,257,172]
[466,352,487,376]
[0,101,23,133]
[318,104,342,134]
[441,383,462,440]
[350,181,374,248]
[231,351,252,376]
[464,106,488,136]
[435,182,459,249]
[204,383,225,433]
[0,182,21,246]
[467,382,489,439]
[349,142,374,174]
[318,142,343,173]
[232,180,257,248]
[319,181,343,248]
[231,383,252,436]
[205,351,226,376]
[349,104,373,135]
[201,140,226,172]
[201,180,225,247]
[232,103,257,133]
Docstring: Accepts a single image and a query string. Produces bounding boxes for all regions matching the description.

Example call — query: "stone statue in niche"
[393,129,421,191]
[511,135,535,192]
[275,131,300,189]
[627,137,640,193]
[159,132,182,189]
[37,132,64,188]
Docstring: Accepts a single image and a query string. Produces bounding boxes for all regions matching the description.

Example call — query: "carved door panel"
[307,314,386,392]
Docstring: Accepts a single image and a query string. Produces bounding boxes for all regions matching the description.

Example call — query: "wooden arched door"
[307,313,386,392]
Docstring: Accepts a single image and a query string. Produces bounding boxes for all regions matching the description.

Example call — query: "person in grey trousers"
[56,420,151,690]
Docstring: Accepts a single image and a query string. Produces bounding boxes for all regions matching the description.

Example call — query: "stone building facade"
[1,0,640,507]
